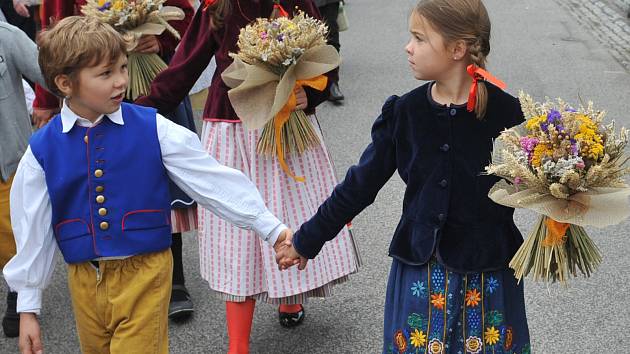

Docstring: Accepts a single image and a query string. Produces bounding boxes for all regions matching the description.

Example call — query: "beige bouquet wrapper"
[221,44,340,130]
[489,180,630,228]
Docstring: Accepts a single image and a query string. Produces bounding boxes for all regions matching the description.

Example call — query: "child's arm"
[290,96,400,261]
[135,8,218,115]
[156,114,288,246]
[3,149,57,314]
[3,148,58,352]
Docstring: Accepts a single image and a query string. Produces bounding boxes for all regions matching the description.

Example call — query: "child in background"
[4,16,291,354]
[277,0,532,353]
[0,20,45,339]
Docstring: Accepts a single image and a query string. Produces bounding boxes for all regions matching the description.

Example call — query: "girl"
[136,0,360,352]
[278,0,532,353]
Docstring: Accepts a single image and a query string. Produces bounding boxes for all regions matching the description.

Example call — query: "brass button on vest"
[94,169,103,178]
[84,136,89,143]
[98,208,107,216]
[95,186,104,192]
[99,222,109,230]
[96,195,105,203]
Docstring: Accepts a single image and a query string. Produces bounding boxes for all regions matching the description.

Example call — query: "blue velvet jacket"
[293,82,525,272]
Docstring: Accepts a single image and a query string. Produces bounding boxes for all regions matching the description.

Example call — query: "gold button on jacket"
[84,136,89,143]
[98,208,107,216]
[94,169,103,178]
[96,195,105,203]
[95,186,104,192]
[99,222,109,230]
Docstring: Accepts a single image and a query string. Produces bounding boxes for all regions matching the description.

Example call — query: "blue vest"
[30,103,172,264]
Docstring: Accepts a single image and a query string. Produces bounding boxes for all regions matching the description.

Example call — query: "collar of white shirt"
[60,100,125,133]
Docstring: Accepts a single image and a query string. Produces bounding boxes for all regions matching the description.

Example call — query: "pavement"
[2,0,630,353]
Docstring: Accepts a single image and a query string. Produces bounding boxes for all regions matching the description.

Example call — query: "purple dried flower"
[547,109,562,122]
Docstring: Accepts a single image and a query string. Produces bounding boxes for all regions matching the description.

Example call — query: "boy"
[4,16,291,354]
[0,20,45,338]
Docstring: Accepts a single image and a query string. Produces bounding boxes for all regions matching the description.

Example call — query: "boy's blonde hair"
[37,16,128,97]
[414,0,491,119]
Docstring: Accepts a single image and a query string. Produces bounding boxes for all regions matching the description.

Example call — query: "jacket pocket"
[121,209,170,231]
[55,219,92,242]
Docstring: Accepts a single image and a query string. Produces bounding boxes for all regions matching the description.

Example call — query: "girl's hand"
[19,313,43,354]
[294,86,308,111]
[133,35,161,54]
[274,230,308,271]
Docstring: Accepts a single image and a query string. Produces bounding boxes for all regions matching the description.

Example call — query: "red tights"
[225,300,303,354]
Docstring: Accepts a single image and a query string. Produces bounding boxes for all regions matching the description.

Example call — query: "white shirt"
[4,102,287,314]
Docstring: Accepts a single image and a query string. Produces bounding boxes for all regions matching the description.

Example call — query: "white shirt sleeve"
[3,148,57,314]
[156,114,287,246]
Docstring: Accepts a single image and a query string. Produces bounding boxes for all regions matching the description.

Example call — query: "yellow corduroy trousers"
[0,174,16,269]
[67,249,173,354]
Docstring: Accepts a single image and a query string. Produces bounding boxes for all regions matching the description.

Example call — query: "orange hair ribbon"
[274,75,328,182]
[203,0,217,11]
[466,64,506,112]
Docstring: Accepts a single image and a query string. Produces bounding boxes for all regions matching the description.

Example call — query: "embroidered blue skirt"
[383,259,531,354]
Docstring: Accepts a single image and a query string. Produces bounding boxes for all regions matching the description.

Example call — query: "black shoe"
[278,305,305,328]
[2,291,19,338]
[328,82,344,102]
[168,285,194,320]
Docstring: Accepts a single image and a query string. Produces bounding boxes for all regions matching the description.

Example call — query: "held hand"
[274,230,308,271]
[273,228,292,254]
[19,313,43,354]
[13,0,30,17]
[133,35,161,54]
[32,108,58,128]
[294,86,308,111]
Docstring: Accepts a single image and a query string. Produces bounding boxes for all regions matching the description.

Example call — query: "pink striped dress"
[198,115,361,304]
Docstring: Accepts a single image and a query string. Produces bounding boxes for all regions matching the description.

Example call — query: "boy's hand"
[274,230,308,271]
[19,313,43,354]
[133,35,161,54]
[294,86,308,111]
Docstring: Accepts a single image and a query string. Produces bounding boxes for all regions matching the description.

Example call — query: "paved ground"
[2,0,630,353]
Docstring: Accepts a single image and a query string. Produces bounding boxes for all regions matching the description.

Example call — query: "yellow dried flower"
[531,143,552,167]
[525,115,547,131]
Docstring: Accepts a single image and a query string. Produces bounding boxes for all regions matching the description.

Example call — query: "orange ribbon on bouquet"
[274,75,328,183]
[543,218,570,246]
[466,64,507,112]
